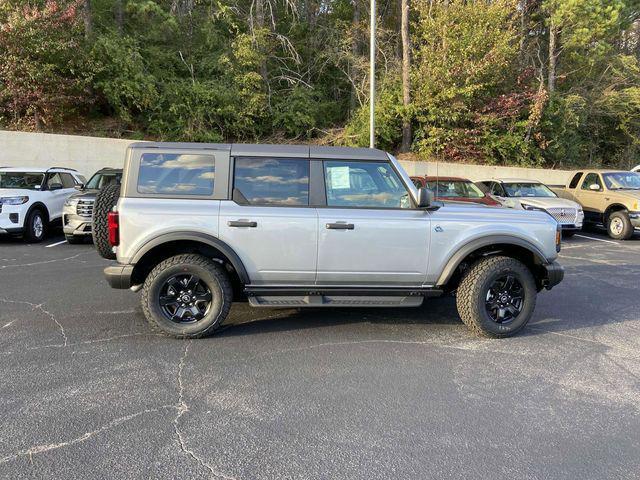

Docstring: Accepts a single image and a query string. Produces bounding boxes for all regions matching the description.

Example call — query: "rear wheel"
[141,254,232,338]
[456,256,537,338]
[606,211,633,240]
[24,209,46,243]
[92,183,121,259]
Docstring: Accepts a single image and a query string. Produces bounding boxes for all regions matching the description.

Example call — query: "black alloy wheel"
[159,274,213,323]
[484,274,524,324]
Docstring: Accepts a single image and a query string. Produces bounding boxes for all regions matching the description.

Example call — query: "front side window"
[581,173,602,191]
[0,172,44,190]
[47,173,63,188]
[503,182,557,198]
[137,153,215,195]
[61,173,77,188]
[425,180,484,198]
[324,161,411,209]
[234,157,309,206]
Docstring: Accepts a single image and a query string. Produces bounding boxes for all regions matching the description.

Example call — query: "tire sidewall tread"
[92,184,121,259]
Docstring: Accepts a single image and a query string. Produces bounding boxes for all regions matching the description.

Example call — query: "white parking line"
[574,234,619,245]
[45,240,67,248]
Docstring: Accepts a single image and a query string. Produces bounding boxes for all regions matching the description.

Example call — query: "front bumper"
[541,261,564,290]
[629,212,640,229]
[62,207,93,237]
[104,264,134,289]
[0,203,26,233]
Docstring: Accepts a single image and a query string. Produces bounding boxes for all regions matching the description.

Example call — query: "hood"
[0,188,33,198]
[68,189,99,201]
[611,189,640,202]
[511,196,580,209]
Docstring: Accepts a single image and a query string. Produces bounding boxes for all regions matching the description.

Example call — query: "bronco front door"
[316,159,431,286]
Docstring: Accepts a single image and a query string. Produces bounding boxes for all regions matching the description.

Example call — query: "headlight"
[521,203,544,212]
[0,196,29,205]
[64,197,79,207]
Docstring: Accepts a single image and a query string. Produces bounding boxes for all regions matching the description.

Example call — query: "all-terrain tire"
[606,211,633,240]
[456,256,537,338]
[92,183,120,259]
[141,254,232,338]
[24,208,46,243]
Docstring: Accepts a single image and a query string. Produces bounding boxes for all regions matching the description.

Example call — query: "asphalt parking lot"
[1,230,639,480]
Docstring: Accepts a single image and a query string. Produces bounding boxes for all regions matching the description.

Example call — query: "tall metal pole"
[369,0,376,148]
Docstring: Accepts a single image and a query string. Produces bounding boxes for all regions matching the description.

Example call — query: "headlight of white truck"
[64,197,79,208]
[0,196,29,205]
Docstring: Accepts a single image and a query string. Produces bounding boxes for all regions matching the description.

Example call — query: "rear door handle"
[228,220,257,228]
[326,222,354,230]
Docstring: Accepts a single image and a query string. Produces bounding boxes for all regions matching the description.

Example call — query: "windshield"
[503,182,556,198]
[0,172,45,190]
[86,171,122,189]
[425,180,484,198]
[603,172,640,190]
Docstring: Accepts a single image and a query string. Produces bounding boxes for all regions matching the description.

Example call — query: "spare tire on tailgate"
[93,183,121,260]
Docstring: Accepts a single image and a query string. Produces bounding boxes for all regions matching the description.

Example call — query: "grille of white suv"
[76,199,95,218]
[546,207,578,225]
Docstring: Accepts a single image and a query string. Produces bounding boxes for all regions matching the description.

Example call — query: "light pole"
[369,0,376,148]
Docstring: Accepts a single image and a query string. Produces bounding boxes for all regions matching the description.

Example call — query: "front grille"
[546,207,578,225]
[76,199,95,218]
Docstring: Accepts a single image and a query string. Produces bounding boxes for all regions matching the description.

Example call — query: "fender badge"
[434,225,444,232]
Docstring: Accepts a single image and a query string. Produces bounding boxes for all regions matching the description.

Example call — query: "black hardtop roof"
[127,142,389,161]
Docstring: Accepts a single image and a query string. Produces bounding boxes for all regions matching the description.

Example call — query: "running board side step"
[244,286,443,308]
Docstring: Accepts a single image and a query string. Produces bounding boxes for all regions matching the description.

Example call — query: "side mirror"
[417,187,434,208]
[48,182,63,191]
[589,183,600,191]
[74,183,85,191]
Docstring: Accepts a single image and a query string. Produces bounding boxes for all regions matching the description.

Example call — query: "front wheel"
[24,209,46,242]
[456,256,537,338]
[141,254,232,338]
[606,211,633,240]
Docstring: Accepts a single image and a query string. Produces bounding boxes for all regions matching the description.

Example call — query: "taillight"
[108,211,119,246]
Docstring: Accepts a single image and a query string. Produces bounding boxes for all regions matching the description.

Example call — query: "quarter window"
[569,172,583,189]
[137,153,215,195]
[233,157,310,206]
[324,161,412,209]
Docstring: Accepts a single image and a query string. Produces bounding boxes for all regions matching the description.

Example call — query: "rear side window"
[137,153,215,195]
[234,157,310,206]
[569,172,583,189]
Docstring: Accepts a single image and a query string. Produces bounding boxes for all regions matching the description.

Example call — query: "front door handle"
[228,220,257,228]
[326,222,354,230]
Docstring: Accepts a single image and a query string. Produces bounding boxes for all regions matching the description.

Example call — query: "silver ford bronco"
[101,142,564,338]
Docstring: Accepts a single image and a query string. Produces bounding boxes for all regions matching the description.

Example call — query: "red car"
[411,176,500,206]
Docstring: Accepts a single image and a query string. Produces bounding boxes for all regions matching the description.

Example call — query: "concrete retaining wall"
[0,130,574,185]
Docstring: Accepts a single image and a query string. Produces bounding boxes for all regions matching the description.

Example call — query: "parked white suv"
[0,167,85,242]
[477,178,584,236]
[98,143,564,339]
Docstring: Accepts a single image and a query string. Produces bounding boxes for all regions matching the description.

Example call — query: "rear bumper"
[104,264,134,289]
[541,261,564,290]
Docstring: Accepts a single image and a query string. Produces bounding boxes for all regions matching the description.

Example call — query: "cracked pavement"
[0,231,639,479]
